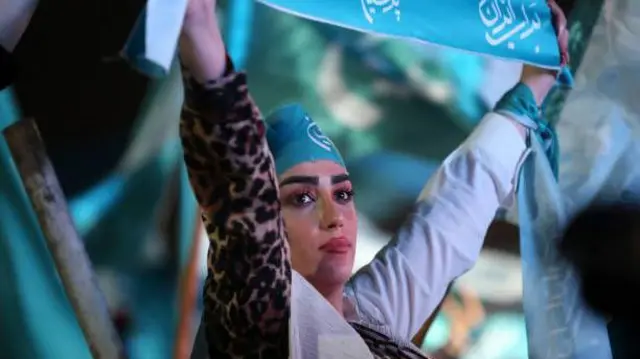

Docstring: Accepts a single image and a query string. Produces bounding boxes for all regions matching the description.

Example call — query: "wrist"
[182,0,219,37]
[519,66,557,106]
[181,14,218,39]
[179,22,227,82]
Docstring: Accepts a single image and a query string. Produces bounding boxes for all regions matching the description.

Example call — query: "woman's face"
[279,160,358,291]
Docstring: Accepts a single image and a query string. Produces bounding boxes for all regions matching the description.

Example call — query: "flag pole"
[3,118,124,359]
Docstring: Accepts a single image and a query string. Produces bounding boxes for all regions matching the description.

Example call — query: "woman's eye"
[335,190,354,203]
[293,193,314,206]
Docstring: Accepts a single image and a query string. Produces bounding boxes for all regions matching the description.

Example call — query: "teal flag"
[258,0,563,68]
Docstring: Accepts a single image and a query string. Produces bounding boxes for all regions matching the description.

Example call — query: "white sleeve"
[346,112,528,340]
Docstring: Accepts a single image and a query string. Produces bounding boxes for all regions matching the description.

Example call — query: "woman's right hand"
[547,0,569,67]
[516,0,569,106]
[180,0,227,82]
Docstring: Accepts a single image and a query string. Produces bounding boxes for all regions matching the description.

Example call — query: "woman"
[179,0,568,357]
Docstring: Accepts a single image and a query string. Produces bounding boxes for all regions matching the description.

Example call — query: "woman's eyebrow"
[279,173,349,187]
[279,175,318,187]
[331,173,350,184]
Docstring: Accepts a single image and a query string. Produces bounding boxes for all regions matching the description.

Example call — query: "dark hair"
[559,202,640,319]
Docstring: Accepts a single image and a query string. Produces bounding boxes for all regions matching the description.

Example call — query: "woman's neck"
[317,284,345,316]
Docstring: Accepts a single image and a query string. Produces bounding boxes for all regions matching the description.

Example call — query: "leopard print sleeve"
[179,67,291,359]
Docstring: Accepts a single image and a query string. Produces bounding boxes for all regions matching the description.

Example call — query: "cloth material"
[494,84,612,359]
[266,103,345,175]
[122,0,188,77]
[192,110,527,358]
[257,0,564,70]
[495,82,559,178]
[516,134,612,359]
[492,2,614,358]
[0,0,37,52]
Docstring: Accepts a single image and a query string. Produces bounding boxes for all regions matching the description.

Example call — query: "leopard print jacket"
[180,67,432,359]
[180,68,290,358]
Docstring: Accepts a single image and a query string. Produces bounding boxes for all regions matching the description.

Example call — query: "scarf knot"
[495,82,559,179]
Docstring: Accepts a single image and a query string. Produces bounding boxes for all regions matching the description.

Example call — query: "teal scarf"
[495,82,559,179]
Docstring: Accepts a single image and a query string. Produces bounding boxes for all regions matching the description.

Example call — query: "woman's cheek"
[283,205,320,223]
[344,203,358,219]
[283,208,316,238]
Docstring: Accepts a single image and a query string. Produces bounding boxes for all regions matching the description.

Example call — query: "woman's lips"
[320,237,351,254]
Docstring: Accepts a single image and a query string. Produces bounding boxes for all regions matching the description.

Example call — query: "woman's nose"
[319,198,344,230]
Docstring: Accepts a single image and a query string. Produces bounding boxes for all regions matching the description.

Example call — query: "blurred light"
[463,314,528,359]
[317,46,382,130]
[456,249,523,304]
[69,176,127,236]
[353,213,389,272]
[407,65,452,103]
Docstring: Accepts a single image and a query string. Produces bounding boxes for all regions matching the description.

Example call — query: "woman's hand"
[517,0,569,107]
[184,0,217,29]
[548,0,570,67]
[179,0,227,82]
[519,66,557,106]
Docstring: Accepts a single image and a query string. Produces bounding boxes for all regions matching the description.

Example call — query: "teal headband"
[265,104,345,176]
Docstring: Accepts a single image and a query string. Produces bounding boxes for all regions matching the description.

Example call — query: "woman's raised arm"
[346,65,559,340]
[179,1,291,357]
[345,0,569,339]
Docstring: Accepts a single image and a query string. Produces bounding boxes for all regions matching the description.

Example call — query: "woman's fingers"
[547,0,570,65]
[559,27,570,65]
[548,0,567,29]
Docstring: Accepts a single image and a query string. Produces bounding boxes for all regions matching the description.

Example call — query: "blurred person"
[560,202,640,320]
[178,0,569,357]
[560,202,640,359]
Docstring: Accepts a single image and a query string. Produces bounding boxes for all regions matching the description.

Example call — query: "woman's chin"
[316,263,354,286]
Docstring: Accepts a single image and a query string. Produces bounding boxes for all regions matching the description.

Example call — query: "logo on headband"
[305,116,335,152]
[361,0,401,24]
